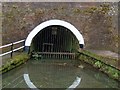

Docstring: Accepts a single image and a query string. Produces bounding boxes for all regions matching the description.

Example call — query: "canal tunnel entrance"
[25,20,84,59]
[31,25,79,53]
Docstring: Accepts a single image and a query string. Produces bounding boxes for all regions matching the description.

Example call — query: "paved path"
[88,50,119,59]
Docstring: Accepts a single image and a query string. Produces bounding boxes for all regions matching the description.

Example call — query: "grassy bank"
[78,50,120,81]
[0,52,29,74]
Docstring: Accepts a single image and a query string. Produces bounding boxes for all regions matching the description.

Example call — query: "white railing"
[0,39,25,57]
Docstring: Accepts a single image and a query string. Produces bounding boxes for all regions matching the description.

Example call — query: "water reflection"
[2,59,119,88]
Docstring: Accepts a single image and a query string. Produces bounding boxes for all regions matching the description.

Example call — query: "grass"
[0,52,29,74]
[78,50,120,81]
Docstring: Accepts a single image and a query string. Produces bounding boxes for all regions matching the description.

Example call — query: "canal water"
[2,59,119,89]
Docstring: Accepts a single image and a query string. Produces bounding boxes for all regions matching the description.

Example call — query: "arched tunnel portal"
[31,25,79,53]
[25,20,84,59]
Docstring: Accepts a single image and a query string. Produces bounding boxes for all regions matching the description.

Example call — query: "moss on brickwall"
[78,50,120,81]
[0,52,29,74]
[2,3,119,54]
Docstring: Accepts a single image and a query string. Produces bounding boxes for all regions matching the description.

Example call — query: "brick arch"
[25,19,84,51]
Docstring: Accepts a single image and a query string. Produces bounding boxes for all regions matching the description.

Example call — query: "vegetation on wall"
[74,3,118,53]
[2,2,119,53]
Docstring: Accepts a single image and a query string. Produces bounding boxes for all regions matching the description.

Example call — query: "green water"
[2,59,120,89]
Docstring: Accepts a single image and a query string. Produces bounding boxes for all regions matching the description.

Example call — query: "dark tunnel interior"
[30,25,79,53]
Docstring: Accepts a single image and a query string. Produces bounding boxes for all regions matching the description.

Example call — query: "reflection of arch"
[25,19,84,51]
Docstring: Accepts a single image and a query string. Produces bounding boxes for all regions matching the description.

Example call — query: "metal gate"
[31,25,79,59]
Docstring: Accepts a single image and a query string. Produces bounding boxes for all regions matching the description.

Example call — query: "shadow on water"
[2,59,120,89]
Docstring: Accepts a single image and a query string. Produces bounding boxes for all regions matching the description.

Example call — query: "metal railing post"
[23,40,25,51]
[11,42,13,58]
